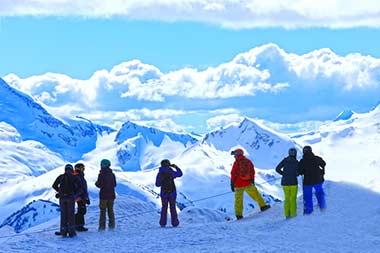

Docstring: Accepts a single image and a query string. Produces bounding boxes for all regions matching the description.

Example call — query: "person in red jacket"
[230,149,270,220]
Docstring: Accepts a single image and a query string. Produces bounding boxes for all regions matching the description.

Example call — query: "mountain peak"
[334,109,355,121]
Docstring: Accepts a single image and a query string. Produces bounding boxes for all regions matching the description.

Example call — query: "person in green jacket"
[275,148,300,219]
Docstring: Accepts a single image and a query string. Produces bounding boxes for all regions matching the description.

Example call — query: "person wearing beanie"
[155,159,183,227]
[52,164,82,237]
[95,159,116,230]
[275,148,300,219]
[73,163,90,232]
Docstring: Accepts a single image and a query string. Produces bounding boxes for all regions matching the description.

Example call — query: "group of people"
[52,144,326,236]
[275,145,326,218]
[229,145,326,220]
[52,159,116,237]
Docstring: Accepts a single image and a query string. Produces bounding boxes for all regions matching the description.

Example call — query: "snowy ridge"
[115,121,198,171]
[202,117,300,169]
[334,109,355,121]
[0,77,115,161]
[0,200,59,233]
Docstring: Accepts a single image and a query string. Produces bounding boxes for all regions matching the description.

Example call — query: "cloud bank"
[1,0,380,28]
[4,43,380,131]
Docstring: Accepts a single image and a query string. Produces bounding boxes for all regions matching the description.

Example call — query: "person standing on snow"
[95,159,117,231]
[73,163,90,232]
[230,149,270,220]
[275,148,300,219]
[299,146,327,215]
[52,164,82,237]
[155,159,183,227]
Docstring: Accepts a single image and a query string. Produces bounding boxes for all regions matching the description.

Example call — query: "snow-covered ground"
[0,181,379,253]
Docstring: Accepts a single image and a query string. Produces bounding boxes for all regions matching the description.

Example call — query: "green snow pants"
[235,185,266,217]
[282,185,298,218]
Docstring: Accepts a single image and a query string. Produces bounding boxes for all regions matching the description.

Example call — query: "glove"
[230,182,235,192]
[86,198,91,205]
[55,193,60,199]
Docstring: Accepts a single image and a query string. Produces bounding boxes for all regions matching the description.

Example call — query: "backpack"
[237,158,253,181]
[160,171,176,194]
[60,174,74,197]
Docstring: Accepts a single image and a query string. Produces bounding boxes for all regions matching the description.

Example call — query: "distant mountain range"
[1,76,379,233]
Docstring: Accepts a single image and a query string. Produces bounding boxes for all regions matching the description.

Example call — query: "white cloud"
[3,43,380,129]
[206,114,243,130]
[1,0,380,28]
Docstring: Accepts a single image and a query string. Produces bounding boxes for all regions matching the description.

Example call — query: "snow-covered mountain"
[202,117,301,169]
[294,105,380,191]
[0,77,114,162]
[0,200,59,233]
[115,121,198,171]
[0,122,64,185]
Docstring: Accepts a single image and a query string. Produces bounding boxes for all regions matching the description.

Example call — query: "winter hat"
[161,159,171,167]
[74,163,85,171]
[231,148,244,156]
[303,146,312,154]
[288,148,297,157]
[100,159,111,168]
[65,164,74,171]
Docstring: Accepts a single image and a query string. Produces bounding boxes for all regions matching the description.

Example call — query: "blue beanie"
[100,159,111,168]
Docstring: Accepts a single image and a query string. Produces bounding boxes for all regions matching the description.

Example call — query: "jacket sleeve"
[317,156,326,175]
[173,167,183,178]
[275,159,284,175]
[113,173,117,187]
[52,175,61,192]
[249,159,255,178]
[95,173,102,188]
[155,172,161,187]
[231,162,238,183]
[298,159,305,176]
[73,176,83,199]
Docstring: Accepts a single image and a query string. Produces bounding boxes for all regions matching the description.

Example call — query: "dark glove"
[55,193,60,199]
[86,198,90,205]
[230,182,235,192]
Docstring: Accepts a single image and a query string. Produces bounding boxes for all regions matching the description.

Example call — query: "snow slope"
[0,122,64,186]
[0,181,379,253]
[0,77,114,162]
[294,106,380,191]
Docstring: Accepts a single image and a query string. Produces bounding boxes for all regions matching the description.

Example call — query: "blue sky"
[1,1,380,134]
[1,17,380,79]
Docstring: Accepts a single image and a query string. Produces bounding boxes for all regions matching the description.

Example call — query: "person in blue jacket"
[155,159,183,227]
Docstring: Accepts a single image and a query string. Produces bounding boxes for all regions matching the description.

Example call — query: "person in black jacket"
[74,163,90,232]
[299,146,327,215]
[275,147,300,219]
[95,159,116,231]
[52,164,82,237]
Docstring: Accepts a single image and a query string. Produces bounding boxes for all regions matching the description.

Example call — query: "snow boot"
[260,205,271,212]
[76,226,88,232]
[236,215,243,220]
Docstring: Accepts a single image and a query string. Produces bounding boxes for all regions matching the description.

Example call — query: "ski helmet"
[231,148,244,156]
